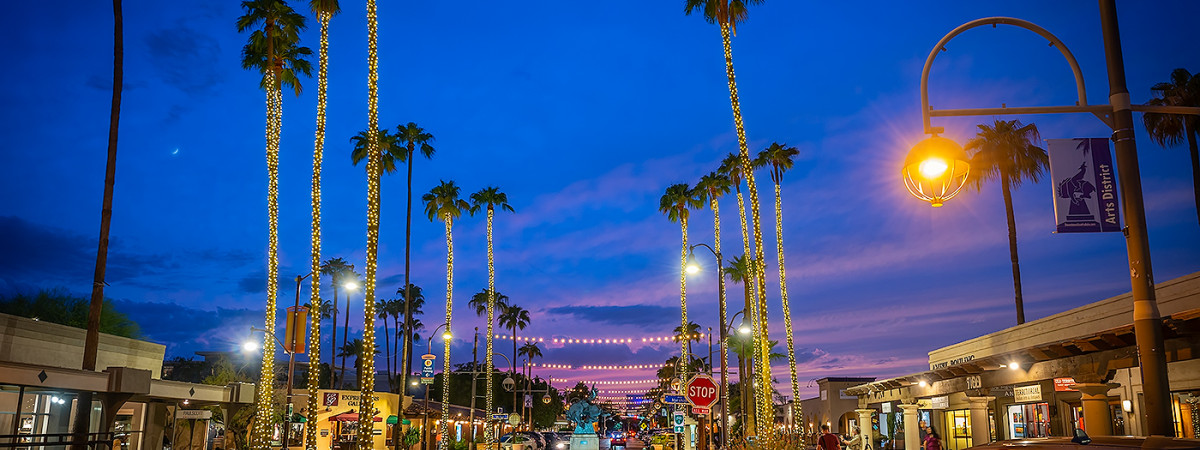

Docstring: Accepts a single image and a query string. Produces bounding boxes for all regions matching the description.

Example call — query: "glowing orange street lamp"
[901,136,969,207]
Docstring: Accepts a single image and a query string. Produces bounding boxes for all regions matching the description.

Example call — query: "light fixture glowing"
[918,158,949,179]
[343,281,359,291]
[1122,400,1132,412]
[685,263,700,275]
[1009,362,1020,371]
[737,320,752,335]
[918,380,927,387]
[242,341,260,352]
[902,136,970,207]
[442,331,453,341]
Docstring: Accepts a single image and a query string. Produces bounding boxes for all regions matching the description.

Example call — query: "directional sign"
[491,414,509,421]
[692,406,710,415]
[662,394,687,405]
[674,426,685,433]
[685,374,719,409]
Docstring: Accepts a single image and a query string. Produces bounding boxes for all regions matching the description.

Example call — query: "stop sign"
[684,374,719,408]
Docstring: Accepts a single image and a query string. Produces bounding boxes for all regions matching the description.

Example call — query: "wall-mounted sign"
[323,392,339,406]
[930,396,949,410]
[965,376,982,390]
[881,403,892,414]
[820,390,828,401]
[1053,377,1077,392]
[175,410,212,420]
[930,354,975,371]
[1014,385,1042,403]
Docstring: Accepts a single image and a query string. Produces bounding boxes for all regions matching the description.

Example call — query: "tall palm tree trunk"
[252,21,284,447]
[1188,125,1200,225]
[357,0,382,445]
[485,208,498,449]
[678,217,690,380]
[1000,172,1026,325]
[304,10,330,450]
[773,184,801,422]
[331,287,339,386]
[341,294,350,388]
[718,21,772,435]
[440,217,455,450]
[734,191,756,432]
[382,310,391,390]
[73,3,122,449]
[400,146,416,417]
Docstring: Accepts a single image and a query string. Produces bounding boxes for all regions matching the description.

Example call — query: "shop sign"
[1014,385,1042,403]
[930,396,949,410]
[930,354,975,371]
[176,410,212,420]
[881,403,892,414]
[989,386,1014,397]
[323,392,339,406]
[1053,377,1077,392]
[915,399,932,409]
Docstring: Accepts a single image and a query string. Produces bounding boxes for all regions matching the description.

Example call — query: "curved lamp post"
[421,323,452,450]
[907,4,1200,435]
[685,242,729,450]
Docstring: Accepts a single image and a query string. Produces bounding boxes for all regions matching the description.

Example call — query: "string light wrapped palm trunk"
[251,62,282,450]
[772,182,801,428]
[358,0,381,447]
[708,195,731,449]
[678,216,690,382]
[734,190,756,433]
[719,20,773,439]
[304,7,331,450]
[440,216,455,450]
[485,208,497,450]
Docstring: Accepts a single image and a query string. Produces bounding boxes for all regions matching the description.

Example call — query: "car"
[967,435,1200,450]
[499,432,548,450]
[543,432,571,449]
[608,431,627,450]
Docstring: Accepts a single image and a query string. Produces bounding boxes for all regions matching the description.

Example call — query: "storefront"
[845,271,1200,446]
[282,389,405,450]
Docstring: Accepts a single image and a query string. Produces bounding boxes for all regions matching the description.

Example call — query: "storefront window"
[1007,403,1050,439]
[940,410,971,450]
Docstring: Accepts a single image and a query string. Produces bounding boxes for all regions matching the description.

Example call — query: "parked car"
[500,432,548,450]
[968,435,1200,450]
[543,432,571,449]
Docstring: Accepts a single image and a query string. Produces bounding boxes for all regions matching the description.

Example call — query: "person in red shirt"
[819,425,841,450]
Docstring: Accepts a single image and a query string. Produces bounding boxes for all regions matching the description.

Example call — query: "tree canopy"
[0,288,140,338]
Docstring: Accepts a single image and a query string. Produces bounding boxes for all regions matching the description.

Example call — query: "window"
[940,410,971,450]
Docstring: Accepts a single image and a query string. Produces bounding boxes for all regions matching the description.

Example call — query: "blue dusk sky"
[1,1,1198,399]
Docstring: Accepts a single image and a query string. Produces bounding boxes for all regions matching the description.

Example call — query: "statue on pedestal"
[566,385,603,435]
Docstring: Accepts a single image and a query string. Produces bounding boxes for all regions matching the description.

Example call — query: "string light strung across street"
[491,333,708,344]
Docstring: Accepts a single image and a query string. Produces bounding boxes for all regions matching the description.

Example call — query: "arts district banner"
[1047,138,1120,233]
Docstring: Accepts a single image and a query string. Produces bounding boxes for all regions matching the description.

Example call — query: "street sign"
[662,394,687,405]
[672,411,685,427]
[491,414,509,421]
[692,406,710,415]
[639,422,648,431]
[674,426,685,433]
[421,354,436,384]
[685,374,719,409]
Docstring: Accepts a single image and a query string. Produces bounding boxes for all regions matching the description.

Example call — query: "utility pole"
[470,328,479,444]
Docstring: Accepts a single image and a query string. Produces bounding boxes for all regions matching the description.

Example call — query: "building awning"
[386,415,398,425]
[330,413,383,422]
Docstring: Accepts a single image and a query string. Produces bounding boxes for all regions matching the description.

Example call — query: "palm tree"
[396,283,425,384]
[74,1,123,445]
[320,257,353,380]
[375,298,395,391]
[659,183,702,383]
[1144,68,1200,225]
[351,128,403,175]
[672,321,703,364]
[685,0,772,434]
[498,302,531,419]
[517,341,543,428]
[303,0,337,444]
[336,338,381,390]
[724,255,755,435]
[756,141,801,421]
[469,186,514,446]
[395,122,435,410]
[356,0,383,444]
[237,1,310,446]
[422,180,471,449]
[964,119,1048,325]
[694,170,732,429]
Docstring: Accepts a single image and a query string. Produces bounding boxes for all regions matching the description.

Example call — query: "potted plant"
[510,433,526,450]
[650,434,672,450]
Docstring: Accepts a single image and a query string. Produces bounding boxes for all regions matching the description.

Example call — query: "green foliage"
[163,357,212,384]
[0,288,140,338]
[399,427,420,450]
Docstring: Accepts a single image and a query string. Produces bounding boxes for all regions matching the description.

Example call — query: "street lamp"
[244,325,299,448]
[422,322,451,450]
[725,310,751,441]
[901,136,970,207]
[906,5,1200,435]
[685,242,729,450]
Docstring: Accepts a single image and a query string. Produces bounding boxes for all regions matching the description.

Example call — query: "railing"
[0,432,118,450]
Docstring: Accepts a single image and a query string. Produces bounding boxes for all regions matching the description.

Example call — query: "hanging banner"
[1047,138,1120,233]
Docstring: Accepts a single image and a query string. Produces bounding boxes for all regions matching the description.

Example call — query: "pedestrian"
[923,426,942,450]
[841,427,863,450]
[818,425,841,450]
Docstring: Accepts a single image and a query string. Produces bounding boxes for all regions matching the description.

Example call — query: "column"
[899,404,920,450]
[1074,383,1118,436]
[965,397,994,446]
[856,409,874,449]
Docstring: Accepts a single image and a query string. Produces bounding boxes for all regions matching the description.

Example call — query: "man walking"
[819,425,841,450]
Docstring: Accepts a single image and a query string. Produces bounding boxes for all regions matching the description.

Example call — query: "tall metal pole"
[1098,0,1172,436]
[423,334,434,450]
